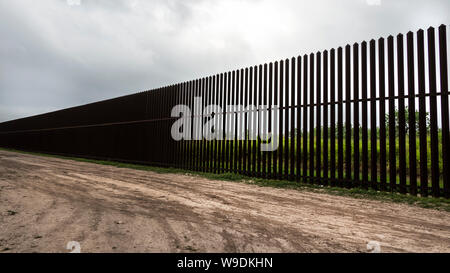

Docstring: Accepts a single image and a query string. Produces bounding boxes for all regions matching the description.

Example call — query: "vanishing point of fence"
[0,25,449,198]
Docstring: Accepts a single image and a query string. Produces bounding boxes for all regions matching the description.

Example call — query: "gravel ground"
[0,150,449,253]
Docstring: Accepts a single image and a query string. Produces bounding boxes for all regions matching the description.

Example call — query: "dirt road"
[0,150,449,253]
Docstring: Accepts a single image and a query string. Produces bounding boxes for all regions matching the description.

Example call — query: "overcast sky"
[0,0,448,122]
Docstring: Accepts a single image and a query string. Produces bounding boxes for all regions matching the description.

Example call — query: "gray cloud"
[0,0,448,122]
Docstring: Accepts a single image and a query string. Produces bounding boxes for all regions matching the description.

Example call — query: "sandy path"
[0,150,448,253]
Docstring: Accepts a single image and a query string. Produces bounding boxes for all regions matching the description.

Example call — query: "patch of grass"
[183,245,197,252]
[246,177,450,210]
[1,147,449,212]
[7,210,17,216]
[202,172,245,182]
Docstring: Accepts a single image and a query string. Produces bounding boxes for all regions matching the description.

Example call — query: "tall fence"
[0,25,449,198]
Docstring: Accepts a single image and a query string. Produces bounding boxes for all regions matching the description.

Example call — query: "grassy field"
[187,128,444,189]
